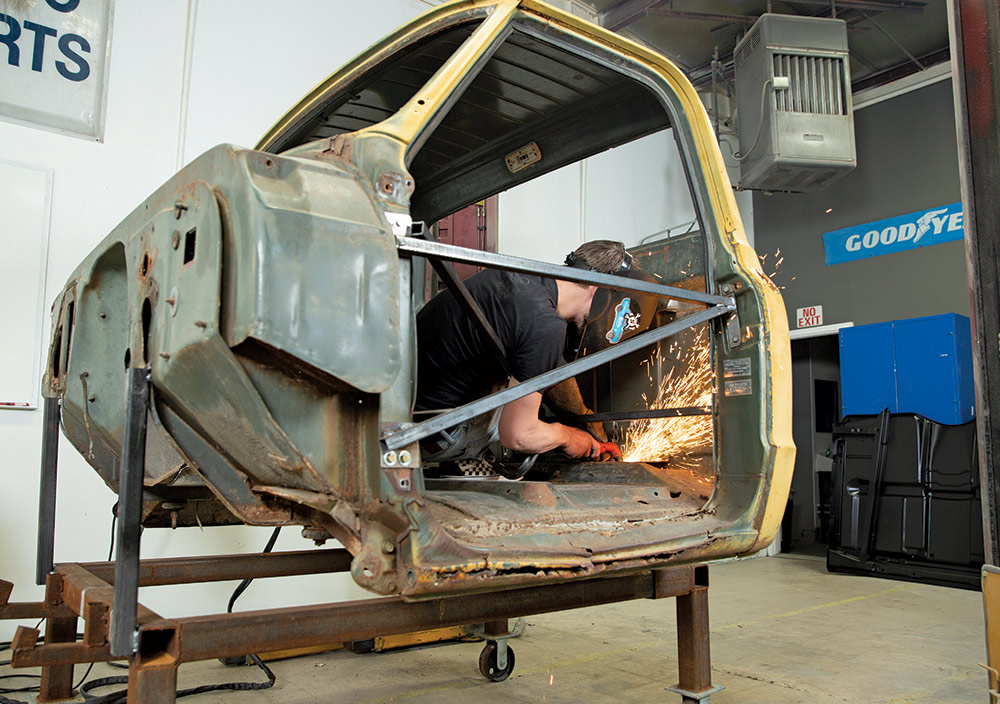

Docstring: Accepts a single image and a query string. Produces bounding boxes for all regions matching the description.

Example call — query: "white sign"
[796,305,823,328]
[0,0,114,140]
[0,159,53,409]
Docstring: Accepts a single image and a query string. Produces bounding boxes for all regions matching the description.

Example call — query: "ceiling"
[583,0,950,92]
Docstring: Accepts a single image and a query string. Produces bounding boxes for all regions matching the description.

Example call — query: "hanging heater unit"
[734,13,855,192]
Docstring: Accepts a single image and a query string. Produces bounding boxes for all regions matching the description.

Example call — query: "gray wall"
[754,80,968,328]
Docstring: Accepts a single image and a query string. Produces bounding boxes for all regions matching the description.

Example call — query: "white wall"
[0,0,433,639]
[498,129,725,259]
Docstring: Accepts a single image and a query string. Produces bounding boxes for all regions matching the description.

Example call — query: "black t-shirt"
[415,269,567,411]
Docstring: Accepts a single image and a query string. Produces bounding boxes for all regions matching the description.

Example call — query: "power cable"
[0,524,281,702]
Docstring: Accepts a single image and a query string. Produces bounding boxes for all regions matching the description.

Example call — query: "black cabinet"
[827,412,983,589]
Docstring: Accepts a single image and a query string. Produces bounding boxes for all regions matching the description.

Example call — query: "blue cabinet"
[839,314,975,425]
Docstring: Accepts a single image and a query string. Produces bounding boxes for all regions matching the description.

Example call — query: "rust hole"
[124,348,131,370]
[140,253,150,277]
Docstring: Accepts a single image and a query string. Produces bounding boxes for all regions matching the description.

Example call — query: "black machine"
[827,410,984,589]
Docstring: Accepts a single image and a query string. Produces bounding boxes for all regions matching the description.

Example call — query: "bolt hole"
[264,158,273,167]
[417,99,425,105]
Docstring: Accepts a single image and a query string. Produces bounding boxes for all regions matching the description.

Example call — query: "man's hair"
[566,240,632,274]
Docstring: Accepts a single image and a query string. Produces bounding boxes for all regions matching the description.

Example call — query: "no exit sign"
[796,305,823,328]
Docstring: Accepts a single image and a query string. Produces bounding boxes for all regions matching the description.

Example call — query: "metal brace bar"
[396,235,733,307]
[566,406,713,424]
[382,305,730,450]
[36,397,61,586]
[111,366,150,657]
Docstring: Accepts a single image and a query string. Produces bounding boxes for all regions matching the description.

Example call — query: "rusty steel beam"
[36,617,77,702]
[7,559,717,702]
[0,601,75,620]
[676,587,712,690]
[144,567,698,664]
[11,626,116,668]
[74,548,353,587]
[127,659,179,704]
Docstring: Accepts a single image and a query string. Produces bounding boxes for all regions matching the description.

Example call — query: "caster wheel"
[478,640,515,682]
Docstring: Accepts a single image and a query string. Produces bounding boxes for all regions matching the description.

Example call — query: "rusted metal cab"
[44,0,793,599]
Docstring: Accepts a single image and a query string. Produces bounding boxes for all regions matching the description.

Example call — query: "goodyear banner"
[823,202,964,266]
[0,0,114,140]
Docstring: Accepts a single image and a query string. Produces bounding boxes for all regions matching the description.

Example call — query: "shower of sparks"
[621,327,713,466]
[760,247,792,289]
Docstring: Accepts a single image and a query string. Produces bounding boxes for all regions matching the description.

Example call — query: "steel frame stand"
[19,370,722,702]
[2,555,721,703]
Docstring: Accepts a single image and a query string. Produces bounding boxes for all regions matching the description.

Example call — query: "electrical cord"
[728,79,774,161]
[77,654,276,704]
[227,527,281,614]
[0,525,281,702]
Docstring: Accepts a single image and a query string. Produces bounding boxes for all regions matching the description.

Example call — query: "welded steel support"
[4,558,718,703]
[948,0,1000,565]
[38,573,78,703]
[36,397,61,586]
[127,658,178,704]
[668,566,723,703]
[37,615,77,702]
[111,367,151,657]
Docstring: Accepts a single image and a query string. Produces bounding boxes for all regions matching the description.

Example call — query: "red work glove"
[597,442,622,462]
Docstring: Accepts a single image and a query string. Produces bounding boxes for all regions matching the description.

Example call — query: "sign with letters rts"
[823,202,964,266]
[796,305,823,328]
[0,0,114,140]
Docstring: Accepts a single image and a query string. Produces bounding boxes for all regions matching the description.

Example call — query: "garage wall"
[498,128,754,261]
[0,0,433,639]
[752,79,966,328]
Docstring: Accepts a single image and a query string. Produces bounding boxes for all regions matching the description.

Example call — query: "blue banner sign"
[823,202,964,266]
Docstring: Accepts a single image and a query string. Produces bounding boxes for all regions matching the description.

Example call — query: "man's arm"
[498,381,601,458]
[543,378,609,442]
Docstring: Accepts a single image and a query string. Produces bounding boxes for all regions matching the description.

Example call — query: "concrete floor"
[3,554,986,703]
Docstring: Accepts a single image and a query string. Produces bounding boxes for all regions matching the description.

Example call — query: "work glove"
[597,442,622,462]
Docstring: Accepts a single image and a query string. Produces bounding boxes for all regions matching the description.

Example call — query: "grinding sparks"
[621,327,713,466]
[760,248,791,289]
